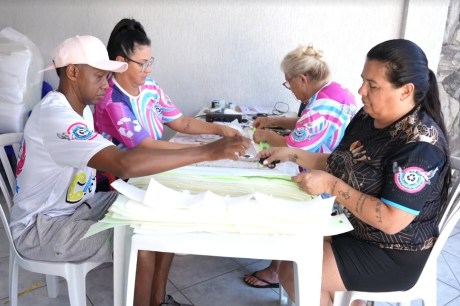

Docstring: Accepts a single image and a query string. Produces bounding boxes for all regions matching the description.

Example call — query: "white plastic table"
[113,116,352,305]
[113,197,351,306]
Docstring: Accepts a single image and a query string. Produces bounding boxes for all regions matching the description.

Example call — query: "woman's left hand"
[292,170,337,196]
[253,129,277,144]
[219,125,242,137]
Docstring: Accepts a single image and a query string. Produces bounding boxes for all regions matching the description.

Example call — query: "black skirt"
[331,233,431,292]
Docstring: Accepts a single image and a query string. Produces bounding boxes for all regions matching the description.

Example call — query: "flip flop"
[243,271,280,288]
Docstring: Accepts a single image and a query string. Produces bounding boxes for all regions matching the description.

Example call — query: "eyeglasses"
[282,81,291,90]
[282,75,297,90]
[125,56,155,72]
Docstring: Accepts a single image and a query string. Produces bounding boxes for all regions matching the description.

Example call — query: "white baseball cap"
[42,35,128,73]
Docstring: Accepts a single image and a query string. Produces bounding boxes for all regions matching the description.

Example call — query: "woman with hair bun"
[244,44,357,289]
[252,44,357,152]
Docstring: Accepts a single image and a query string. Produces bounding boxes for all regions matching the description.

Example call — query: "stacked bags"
[0,27,43,133]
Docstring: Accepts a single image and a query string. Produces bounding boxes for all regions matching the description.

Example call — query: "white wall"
[0,0,450,118]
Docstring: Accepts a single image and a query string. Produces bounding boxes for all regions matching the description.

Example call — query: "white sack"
[0,101,28,133]
[0,27,44,109]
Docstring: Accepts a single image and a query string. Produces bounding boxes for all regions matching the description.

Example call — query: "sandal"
[159,294,193,306]
[243,271,279,289]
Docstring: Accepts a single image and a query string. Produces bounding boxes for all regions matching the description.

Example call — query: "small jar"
[226,102,235,110]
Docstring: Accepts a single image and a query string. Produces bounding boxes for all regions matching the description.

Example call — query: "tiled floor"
[0,220,459,306]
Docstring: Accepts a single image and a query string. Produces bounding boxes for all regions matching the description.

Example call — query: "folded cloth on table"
[83,173,347,238]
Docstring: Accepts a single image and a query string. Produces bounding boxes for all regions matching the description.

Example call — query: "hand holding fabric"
[292,170,337,196]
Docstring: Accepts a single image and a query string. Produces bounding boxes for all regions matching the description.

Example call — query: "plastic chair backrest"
[0,132,104,306]
[431,156,460,256]
[0,133,25,259]
[0,132,22,212]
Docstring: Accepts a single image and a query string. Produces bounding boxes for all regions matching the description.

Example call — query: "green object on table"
[259,141,270,151]
[129,166,313,201]
[253,128,271,151]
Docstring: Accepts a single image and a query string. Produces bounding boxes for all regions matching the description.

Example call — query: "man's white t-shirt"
[10,91,114,240]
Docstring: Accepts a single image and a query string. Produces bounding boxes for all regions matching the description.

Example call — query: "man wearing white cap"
[10,35,249,306]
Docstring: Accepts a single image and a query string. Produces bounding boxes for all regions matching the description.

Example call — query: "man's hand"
[204,136,251,161]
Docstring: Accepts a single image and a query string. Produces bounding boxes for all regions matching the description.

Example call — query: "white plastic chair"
[279,284,295,306]
[0,132,105,306]
[333,156,460,306]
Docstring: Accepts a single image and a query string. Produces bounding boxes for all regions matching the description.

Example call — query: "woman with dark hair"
[94,18,218,306]
[259,39,451,306]
[94,18,239,152]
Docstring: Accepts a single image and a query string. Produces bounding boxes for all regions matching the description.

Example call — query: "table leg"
[114,225,132,306]
[294,235,323,306]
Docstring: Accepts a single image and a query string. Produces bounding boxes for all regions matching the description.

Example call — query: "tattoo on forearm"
[356,194,366,213]
[331,180,338,195]
[371,198,383,223]
[289,154,298,163]
[184,118,191,131]
[338,188,351,200]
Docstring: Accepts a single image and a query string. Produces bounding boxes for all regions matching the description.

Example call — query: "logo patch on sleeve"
[393,162,438,194]
[67,122,97,140]
[292,128,309,142]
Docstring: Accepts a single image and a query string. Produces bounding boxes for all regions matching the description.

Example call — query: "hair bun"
[303,43,323,59]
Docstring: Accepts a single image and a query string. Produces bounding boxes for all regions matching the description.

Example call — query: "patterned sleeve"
[285,98,345,152]
[104,102,150,149]
[380,142,447,215]
[155,85,182,123]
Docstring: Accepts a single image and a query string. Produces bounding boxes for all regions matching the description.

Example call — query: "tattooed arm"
[258,147,330,171]
[167,116,241,137]
[292,170,416,234]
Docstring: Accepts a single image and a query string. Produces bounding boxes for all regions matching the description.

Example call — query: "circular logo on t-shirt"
[292,128,309,142]
[67,122,97,140]
[394,166,427,193]
[154,104,162,115]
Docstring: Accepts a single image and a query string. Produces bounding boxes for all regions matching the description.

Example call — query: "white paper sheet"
[83,173,346,239]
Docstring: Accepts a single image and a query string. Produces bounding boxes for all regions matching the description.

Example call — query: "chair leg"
[279,284,289,306]
[422,296,436,306]
[333,291,352,306]
[421,289,437,306]
[66,266,88,306]
[45,275,60,298]
[9,254,18,306]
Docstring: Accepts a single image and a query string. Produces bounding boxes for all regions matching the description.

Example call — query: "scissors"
[258,156,280,169]
[252,113,268,119]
